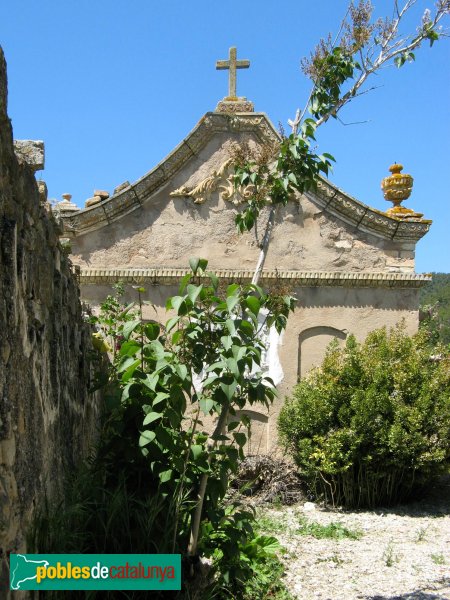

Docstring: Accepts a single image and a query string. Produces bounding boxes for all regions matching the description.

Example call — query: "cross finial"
[216,47,250,99]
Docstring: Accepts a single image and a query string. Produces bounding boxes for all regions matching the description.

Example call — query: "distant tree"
[420,272,450,345]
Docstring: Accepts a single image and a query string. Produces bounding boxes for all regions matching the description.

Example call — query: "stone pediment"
[60,111,430,245]
[61,112,279,235]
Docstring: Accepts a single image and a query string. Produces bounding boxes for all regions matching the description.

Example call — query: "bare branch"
[291,0,449,133]
[353,84,384,96]
[314,70,370,128]
[376,1,447,66]
[359,47,368,72]
[310,1,449,129]
[337,116,371,126]
[287,109,301,135]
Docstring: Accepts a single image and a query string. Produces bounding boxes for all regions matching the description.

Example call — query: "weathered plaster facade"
[60,100,431,452]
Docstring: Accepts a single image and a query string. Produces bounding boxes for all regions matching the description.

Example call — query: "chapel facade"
[56,49,431,451]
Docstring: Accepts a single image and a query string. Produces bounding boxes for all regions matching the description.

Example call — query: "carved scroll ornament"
[170,158,254,205]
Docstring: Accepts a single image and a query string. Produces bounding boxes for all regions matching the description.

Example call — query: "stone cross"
[216,47,250,98]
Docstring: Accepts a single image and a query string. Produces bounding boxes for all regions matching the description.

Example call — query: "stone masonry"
[0,47,100,595]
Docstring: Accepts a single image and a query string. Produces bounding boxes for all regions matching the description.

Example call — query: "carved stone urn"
[381,163,422,219]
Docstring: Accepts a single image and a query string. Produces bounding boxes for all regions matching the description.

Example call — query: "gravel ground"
[259,477,450,600]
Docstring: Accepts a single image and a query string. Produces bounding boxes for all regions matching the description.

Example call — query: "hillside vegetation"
[420,273,450,345]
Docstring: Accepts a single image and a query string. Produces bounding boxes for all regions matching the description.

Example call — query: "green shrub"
[278,325,450,508]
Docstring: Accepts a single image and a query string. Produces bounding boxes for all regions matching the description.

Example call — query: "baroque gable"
[60,111,430,245]
[53,91,432,450]
[59,110,431,286]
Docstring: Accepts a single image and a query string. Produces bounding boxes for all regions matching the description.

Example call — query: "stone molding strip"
[79,268,431,288]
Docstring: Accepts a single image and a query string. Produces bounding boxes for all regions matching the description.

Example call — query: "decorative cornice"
[60,110,431,245]
[78,267,431,288]
[309,179,431,243]
[61,112,279,236]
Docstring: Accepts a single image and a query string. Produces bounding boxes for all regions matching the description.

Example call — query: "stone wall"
[0,47,99,593]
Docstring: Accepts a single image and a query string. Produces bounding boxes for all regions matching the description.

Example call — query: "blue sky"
[1,0,449,273]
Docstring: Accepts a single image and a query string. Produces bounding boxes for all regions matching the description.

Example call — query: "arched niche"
[228,409,270,454]
[298,326,347,380]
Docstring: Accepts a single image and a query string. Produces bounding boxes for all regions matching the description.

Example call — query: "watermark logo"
[10,554,181,591]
